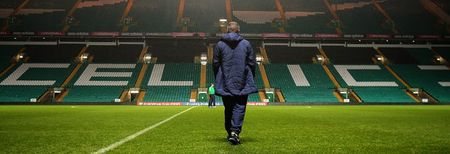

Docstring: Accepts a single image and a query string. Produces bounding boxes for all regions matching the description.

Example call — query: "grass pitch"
[1,105,450,153]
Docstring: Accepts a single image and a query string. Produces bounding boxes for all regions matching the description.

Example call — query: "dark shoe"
[227,132,240,145]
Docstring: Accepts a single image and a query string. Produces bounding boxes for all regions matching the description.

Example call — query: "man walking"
[213,21,257,145]
[208,83,216,108]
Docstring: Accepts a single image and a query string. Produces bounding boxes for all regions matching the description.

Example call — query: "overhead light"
[53,88,63,94]
[338,88,349,94]
[219,19,227,22]
[256,55,263,62]
[409,88,420,95]
[17,53,25,59]
[129,88,140,94]
[200,53,207,61]
[80,53,89,62]
[200,53,207,65]
[144,53,152,63]
[316,55,325,63]
[375,55,384,61]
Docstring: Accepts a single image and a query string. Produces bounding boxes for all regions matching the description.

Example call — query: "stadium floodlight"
[129,88,140,94]
[200,53,208,65]
[15,53,25,62]
[80,53,89,62]
[219,19,228,22]
[144,53,152,64]
[53,88,63,94]
[316,55,326,64]
[434,55,446,64]
[200,53,207,61]
[375,55,385,63]
[338,88,349,95]
[256,55,263,64]
[17,53,24,59]
[409,88,420,95]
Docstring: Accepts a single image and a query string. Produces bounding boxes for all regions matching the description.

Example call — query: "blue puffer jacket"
[213,32,258,96]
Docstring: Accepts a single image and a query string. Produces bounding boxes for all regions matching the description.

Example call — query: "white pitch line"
[92,106,197,154]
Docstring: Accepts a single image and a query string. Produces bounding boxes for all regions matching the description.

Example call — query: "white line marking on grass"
[92,106,197,154]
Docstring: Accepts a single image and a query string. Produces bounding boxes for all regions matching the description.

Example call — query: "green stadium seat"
[265,64,338,103]
[142,63,200,102]
[328,64,415,103]
[63,63,141,102]
[391,65,450,103]
[0,63,75,102]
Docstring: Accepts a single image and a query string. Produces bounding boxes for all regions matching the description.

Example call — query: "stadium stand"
[148,39,206,63]
[382,0,447,34]
[0,0,24,26]
[63,63,141,102]
[397,48,436,65]
[0,46,21,72]
[24,45,84,63]
[434,0,450,14]
[69,1,126,32]
[61,45,143,103]
[127,0,178,32]
[433,47,450,61]
[86,45,142,63]
[265,46,318,63]
[391,65,450,103]
[231,0,278,33]
[141,63,200,102]
[265,64,338,103]
[7,0,77,32]
[280,0,336,34]
[0,63,74,102]
[184,0,226,33]
[0,0,24,8]
[328,64,414,103]
[323,47,377,64]
[379,48,421,64]
[336,0,390,34]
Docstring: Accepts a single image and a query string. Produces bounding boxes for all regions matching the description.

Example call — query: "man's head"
[227,22,240,33]
[211,83,214,86]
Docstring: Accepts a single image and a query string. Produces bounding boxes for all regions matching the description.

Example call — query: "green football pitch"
[1,105,450,153]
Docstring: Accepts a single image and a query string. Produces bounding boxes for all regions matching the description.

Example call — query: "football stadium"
[0,0,450,153]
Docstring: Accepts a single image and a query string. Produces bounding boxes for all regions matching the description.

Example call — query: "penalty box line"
[92,106,197,154]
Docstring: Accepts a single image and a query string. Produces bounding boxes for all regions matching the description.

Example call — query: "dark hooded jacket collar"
[221,32,243,49]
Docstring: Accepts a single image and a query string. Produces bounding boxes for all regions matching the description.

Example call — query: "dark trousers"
[208,94,216,107]
[223,95,248,136]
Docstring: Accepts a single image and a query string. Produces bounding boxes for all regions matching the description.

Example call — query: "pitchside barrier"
[137,102,269,106]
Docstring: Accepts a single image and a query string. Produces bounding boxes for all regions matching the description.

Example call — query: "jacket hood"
[221,32,243,49]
